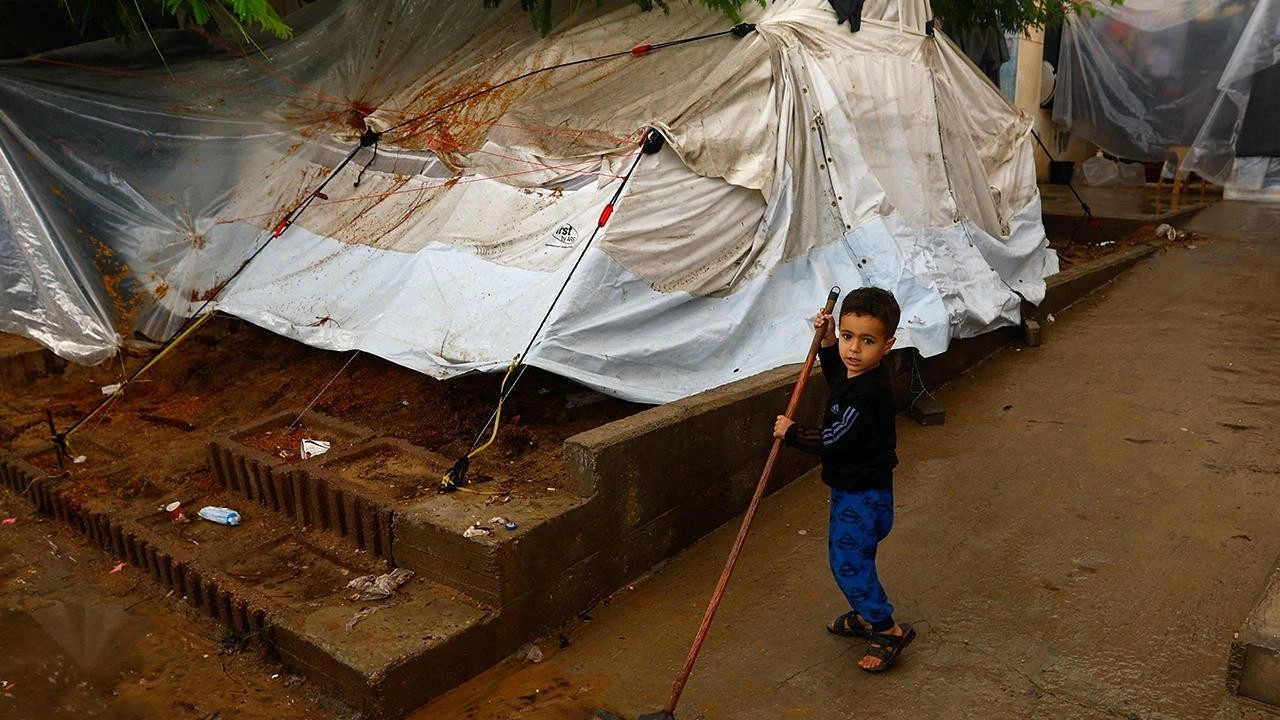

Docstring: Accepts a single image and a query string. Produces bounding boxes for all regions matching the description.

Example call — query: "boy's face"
[837,312,895,378]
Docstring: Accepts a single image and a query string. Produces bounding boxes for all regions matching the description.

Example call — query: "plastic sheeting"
[1057,0,1278,187]
[1185,0,1280,186]
[0,0,1056,403]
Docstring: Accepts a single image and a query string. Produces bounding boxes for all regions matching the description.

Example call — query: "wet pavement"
[1184,198,1280,239]
[415,201,1280,719]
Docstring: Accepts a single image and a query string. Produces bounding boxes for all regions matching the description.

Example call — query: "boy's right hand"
[815,308,836,347]
[773,415,794,439]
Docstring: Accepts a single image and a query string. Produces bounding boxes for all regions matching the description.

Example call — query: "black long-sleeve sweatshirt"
[783,344,897,492]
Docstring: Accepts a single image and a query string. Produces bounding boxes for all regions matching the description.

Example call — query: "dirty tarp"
[1056,0,1280,188]
[0,0,1055,403]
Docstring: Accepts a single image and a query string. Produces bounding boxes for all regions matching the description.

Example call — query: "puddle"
[0,603,149,719]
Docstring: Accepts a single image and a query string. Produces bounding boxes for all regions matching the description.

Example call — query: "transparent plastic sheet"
[0,135,120,362]
[0,0,1056,402]
[0,0,503,361]
[1185,0,1280,185]
[1055,0,1258,162]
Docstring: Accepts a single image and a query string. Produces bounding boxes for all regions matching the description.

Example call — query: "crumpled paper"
[346,568,415,600]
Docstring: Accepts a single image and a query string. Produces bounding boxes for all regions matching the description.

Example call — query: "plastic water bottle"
[197,506,241,526]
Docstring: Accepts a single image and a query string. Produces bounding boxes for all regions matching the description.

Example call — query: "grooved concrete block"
[1228,558,1280,709]
[0,340,65,391]
[207,408,378,544]
[1,454,74,515]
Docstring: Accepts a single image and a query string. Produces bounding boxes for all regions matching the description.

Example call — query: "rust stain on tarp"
[91,238,140,334]
[398,69,552,157]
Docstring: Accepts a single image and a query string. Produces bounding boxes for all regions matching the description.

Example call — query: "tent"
[1056,0,1280,198]
[0,0,1056,403]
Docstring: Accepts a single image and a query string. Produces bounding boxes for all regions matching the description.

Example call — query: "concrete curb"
[1227,554,1280,710]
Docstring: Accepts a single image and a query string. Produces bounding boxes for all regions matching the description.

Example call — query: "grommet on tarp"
[731,23,756,37]
[641,128,665,155]
[359,127,381,148]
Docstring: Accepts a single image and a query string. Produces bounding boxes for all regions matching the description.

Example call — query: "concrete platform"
[0,357,828,716]
[1040,184,1209,244]
[1228,556,1280,710]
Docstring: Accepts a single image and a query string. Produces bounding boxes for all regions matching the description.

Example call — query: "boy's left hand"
[772,415,794,439]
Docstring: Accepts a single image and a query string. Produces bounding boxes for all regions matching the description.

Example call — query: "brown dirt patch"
[1052,223,1209,269]
[5,315,640,490]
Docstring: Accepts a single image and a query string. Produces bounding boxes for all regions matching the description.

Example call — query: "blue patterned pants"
[828,487,895,632]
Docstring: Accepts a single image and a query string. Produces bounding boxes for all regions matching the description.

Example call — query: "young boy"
[772,286,915,672]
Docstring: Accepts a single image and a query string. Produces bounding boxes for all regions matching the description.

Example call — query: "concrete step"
[4,357,831,717]
[205,407,584,607]
[393,481,590,608]
[0,441,507,718]
[207,409,386,556]
[0,333,66,392]
[13,402,613,716]
[1228,557,1280,711]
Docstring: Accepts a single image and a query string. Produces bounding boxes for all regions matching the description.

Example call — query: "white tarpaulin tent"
[0,0,1056,403]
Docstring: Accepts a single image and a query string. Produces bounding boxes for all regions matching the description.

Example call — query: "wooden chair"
[1155,146,1208,206]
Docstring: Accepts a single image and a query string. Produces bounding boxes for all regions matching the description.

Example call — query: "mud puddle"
[0,603,152,718]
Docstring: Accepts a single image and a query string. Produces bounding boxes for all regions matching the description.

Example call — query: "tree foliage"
[55,0,291,44]
[484,0,764,36]
[48,0,1120,50]
[164,0,291,37]
[931,0,1121,34]
[498,0,1120,36]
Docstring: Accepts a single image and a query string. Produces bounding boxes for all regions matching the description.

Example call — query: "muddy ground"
[0,315,640,719]
[0,208,1268,719]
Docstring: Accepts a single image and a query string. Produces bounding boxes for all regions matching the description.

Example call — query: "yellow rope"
[63,311,217,450]
[439,355,520,493]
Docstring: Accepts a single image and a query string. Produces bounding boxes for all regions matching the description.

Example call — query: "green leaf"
[491,0,762,37]
[227,0,292,38]
[932,0,1123,34]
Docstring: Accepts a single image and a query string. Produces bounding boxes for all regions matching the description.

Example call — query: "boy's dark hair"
[840,287,900,338]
